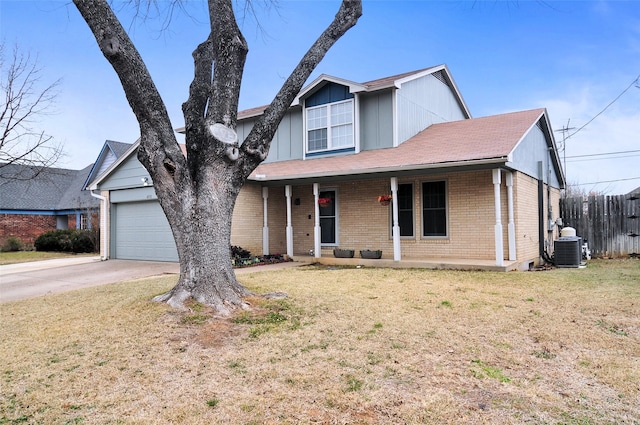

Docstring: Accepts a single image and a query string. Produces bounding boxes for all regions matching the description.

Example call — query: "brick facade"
[233,169,561,268]
[0,214,57,247]
[0,211,101,249]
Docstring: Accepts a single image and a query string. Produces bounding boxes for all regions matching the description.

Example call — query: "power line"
[567,154,640,163]
[566,73,640,140]
[573,176,640,186]
[566,149,640,159]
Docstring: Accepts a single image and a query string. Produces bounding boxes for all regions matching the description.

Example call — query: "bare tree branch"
[0,42,64,176]
[240,0,362,175]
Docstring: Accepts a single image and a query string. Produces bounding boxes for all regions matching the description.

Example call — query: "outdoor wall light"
[141,177,149,186]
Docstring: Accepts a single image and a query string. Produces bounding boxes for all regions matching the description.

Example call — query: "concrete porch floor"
[291,254,521,272]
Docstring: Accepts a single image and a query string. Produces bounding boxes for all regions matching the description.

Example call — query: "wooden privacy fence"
[560,195,640,258]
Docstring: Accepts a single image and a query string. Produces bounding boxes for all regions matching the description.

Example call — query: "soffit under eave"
[250,159,508,186]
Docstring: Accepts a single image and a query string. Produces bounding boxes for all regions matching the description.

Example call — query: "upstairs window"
[306,100,354,153]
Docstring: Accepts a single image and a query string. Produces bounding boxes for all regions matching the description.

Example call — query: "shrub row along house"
[0,140,131,248]
[86,65,565,271]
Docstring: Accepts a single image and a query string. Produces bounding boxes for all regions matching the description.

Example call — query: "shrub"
[230,245,251,263]
[34,230,96,253]
[1,236,24,252]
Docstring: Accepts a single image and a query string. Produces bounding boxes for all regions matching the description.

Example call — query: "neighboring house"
[89,65,565,270]
[0,140,131,247]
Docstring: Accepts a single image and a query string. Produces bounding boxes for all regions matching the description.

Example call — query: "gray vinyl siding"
[236,118,255,146]
[509,123,561,188]
[359,90,394,150]
[396,73,467,145]
[97,154,151,191]
[262,108,303,163]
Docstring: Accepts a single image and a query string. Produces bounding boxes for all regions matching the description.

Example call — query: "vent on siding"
[432,70,450,88]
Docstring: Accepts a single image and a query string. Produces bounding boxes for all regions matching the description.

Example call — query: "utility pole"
[555,119,576,195]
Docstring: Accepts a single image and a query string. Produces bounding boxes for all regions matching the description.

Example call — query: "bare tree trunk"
[73,0,362,314]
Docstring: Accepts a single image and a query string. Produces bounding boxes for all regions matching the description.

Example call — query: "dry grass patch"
[0,251,95,265]
[1,259,638,424]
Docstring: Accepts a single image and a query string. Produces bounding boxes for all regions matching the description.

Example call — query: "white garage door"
[112,201,178,262]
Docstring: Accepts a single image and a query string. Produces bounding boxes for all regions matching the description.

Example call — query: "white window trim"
[420,179,449,239]
[304,99,355,155]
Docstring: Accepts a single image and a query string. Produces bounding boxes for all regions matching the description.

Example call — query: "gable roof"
[82,140,132,190]
[0,163,98,211]
[250,108,552,183]
[223,65,470,122]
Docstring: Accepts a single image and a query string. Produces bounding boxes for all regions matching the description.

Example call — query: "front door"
[319,190,337,245]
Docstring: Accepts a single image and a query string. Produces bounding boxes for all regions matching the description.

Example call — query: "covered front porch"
[252,168,524,272]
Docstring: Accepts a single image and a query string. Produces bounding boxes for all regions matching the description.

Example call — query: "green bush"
[1,236,24,252]
[34,230,95,253]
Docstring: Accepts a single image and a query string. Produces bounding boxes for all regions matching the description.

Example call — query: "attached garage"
[111,200,178,261]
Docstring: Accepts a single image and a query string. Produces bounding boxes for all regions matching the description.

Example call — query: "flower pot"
[360,250,382,259]
[333,249,355,258]
[379,200,390,206]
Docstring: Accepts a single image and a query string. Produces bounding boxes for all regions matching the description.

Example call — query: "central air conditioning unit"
[554,236,583,268]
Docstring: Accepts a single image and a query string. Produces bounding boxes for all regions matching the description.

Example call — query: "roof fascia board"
[250,157,507,183]
[539,110,566,188]
[88,139,141,190]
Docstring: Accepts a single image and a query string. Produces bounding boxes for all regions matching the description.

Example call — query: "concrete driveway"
[0,257,302,303]
[0,257,179,303]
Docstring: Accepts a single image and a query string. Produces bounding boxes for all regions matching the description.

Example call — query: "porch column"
[493,169,504,266]
[506,172,516,261]
[262,187,269,256]
[285,185,294,258]
[390,177,401,261]
[313,183,321,258]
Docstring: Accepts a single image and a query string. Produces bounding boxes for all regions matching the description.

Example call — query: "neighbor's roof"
[0,163,98,211]
[250,108,547,182]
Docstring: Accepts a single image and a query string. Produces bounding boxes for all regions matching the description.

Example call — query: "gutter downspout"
[90,190,108,261]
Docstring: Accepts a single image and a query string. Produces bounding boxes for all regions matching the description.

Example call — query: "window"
[80,213,89,230]
[422,181,447,237]
[398,184,414,237]
[392,183,414,237]
[306,100,354,153]
[319,190,337,245]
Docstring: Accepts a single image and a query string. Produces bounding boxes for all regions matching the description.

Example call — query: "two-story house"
[88,65,565,271]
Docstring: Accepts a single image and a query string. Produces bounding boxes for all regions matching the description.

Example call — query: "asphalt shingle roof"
[0,163,99,211]
[250,108,545,182]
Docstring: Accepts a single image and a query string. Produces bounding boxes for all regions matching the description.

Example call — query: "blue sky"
[1,0,639,194]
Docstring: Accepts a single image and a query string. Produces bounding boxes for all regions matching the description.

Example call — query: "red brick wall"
[0,214,57,247]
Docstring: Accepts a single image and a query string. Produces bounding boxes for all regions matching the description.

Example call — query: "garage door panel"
[113,201,178,262]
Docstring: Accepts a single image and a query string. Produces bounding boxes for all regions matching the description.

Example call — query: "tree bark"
[73,0,362,314]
